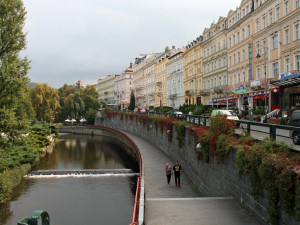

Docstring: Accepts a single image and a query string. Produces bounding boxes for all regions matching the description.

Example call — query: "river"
[0,134,138,225]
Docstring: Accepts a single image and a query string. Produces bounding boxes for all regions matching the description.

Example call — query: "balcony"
[135,85,143,90]
[185,90,194,96]
[214,85,226,94]
[136,94,145,98]
[168,94,177,99]
[200,89,210,96]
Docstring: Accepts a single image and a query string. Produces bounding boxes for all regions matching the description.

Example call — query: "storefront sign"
[234,85,249,95]
[278,72,299,80]
[250,80,261,87]
[248,43,253,80]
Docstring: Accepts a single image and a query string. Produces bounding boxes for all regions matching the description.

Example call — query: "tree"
[128,91,135,111]
[0,0,34,138]
[30,83,60,122]
[86,108,96,125]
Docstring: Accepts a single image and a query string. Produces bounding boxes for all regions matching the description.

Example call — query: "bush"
[175,121,190,148]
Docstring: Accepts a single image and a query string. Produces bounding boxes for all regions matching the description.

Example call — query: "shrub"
[175,121,189,148]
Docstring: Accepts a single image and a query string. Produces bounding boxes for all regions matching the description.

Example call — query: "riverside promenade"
[123,131,259,225]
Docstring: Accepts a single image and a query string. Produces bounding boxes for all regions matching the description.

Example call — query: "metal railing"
[173,114,300,150]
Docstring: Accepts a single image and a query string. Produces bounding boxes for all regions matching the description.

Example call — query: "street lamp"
[256,44,268,123]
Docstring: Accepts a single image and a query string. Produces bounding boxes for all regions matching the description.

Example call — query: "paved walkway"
[123,132,259,225]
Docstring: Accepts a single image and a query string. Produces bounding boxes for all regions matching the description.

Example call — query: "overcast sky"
[23,0,241,88]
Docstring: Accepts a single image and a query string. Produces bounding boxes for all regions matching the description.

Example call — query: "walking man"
[173,161,182,188]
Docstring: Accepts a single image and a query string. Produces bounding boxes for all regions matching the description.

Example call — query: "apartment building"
[253,0,300,114]
[155,47,177,108]
[115,63,133,109]
[201,17,228,106]
[183,37,203,105]
[166,49,185,109]
[97,74,119,105]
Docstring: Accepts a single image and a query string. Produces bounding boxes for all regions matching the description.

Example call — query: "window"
[223,57,226,66]
[229,56,232,66]
[219,77,222,86]
[269,11,273,24]
[246,5,249,13]
[234,75,236,84]
[219,59,221,67]
[272,35,278,49]
[285,58,290,72]
[262,16,266,28]
[263,40,267,54]
[296,55,300,70]
[296,0,300,9]
[237,32,240,42]
[233,54,236,65]
[223,40,226,49]
[257,67,261,80]
[295,24,300,40]
[276,7,280,20]
[243,72,246,82]
[284,1,289,15]
[242,49,245,61]
[285,29,290,44]
[230,76,232,85]
[233,35,235,45]
[272,62,279,77]
[243,9,245,17]
[238,73,241,83]
[256,43,260,54]
[242,29,245,40]
[218,42,221,51]
[238,52,240,63]
[223,76,226,85]
[256,20,260,32]
[247,25,251,37]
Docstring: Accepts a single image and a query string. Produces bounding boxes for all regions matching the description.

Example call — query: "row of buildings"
[98,0,300,114]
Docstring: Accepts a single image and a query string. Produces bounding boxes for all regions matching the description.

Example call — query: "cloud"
[22,0,241,88]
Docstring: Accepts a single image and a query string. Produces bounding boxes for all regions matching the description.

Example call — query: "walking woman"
[165,163,172,187]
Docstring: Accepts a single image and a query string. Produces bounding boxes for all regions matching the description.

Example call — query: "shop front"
[270,71,300,116]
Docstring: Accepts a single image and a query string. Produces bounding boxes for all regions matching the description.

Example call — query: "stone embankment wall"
[59,126,140,172]
[98,116,300,225]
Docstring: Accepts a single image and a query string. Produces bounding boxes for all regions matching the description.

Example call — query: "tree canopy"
[30,83,60,123]
[0,0,34,138]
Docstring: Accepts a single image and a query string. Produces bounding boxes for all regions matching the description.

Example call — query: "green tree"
[30,83,60,122]
[86,108,96,125]
[128,91,135,111]
[0,0,34,138]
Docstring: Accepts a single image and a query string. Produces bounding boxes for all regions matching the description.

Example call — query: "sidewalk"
[123,131,259,225]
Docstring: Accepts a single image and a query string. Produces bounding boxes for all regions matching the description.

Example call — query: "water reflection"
[0,134,138,225]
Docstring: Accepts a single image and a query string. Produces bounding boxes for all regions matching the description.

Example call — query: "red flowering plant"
[159,117,177,143]
[193,126,209,162]
[141,114,149,127]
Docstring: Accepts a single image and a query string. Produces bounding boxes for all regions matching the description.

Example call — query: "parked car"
[288,110,300,145]
[173,111,185,119]
[211,109,239,121]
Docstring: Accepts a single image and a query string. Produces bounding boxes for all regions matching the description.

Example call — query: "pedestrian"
[165,163,172,187]
[173,161,182,188]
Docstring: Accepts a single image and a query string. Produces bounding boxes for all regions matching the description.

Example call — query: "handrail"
[88,126,144,225]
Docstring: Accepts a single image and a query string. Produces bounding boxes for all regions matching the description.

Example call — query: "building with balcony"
[166,49,185,109]
[183,36,203,105]
[155,46,177,107]
[97,74,119,105]
[202,16,228,106]
[115,63,133,109]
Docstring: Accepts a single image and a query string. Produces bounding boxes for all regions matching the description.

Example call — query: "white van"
[211,110,239,121]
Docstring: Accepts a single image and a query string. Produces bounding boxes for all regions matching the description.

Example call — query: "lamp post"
[256,44,268,123]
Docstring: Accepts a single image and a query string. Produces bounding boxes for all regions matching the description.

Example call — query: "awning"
[252,94,269,100]
[270,71,300,88]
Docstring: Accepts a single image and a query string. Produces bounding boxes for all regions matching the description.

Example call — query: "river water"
[0,134,138,225]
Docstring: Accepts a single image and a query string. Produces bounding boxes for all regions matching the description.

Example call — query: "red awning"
[217,98,237,103]
[252,94,269,100]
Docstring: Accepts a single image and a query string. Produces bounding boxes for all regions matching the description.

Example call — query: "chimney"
[172,46,175,49]
[130,62,133,68]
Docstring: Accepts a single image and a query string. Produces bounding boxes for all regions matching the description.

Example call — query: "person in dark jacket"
[173,161,182,188]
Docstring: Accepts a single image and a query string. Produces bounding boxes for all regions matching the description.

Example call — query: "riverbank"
[0,136,55,204]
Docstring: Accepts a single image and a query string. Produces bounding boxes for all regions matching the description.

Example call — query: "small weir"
[26,169,139,178]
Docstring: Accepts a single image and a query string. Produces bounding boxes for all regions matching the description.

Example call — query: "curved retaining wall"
[58,125,145,225]
[99,116,300,225]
